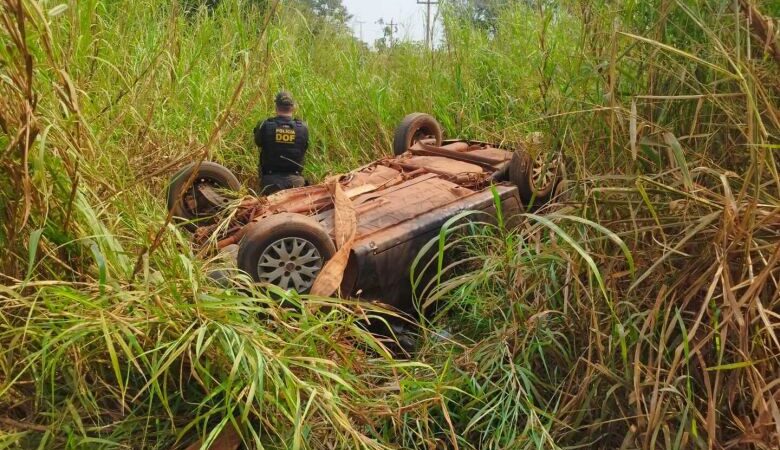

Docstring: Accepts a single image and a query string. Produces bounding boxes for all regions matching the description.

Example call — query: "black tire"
[508,149,562,208]
[237,213,336,293]
[392,113,443,156]
[166,161,240,230]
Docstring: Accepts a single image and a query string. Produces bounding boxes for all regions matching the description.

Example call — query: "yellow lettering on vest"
[275,128,296,144]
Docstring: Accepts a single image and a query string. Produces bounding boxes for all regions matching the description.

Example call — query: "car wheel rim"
[256,237,323,292]
[531,153,559,191]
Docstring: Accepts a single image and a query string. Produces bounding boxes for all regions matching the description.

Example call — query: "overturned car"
[167,113,563,311]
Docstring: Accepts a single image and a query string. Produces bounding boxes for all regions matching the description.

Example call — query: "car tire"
[392,113,443,156]
[237,213,336,293]
[508,149,562,208]
[166,161,240,230]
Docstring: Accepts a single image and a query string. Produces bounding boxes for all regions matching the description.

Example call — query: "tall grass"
[1,0,778,448]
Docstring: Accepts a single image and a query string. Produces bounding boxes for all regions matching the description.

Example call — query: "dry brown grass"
[1,0,778,449]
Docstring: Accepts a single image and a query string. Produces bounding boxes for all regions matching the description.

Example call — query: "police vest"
[257,116,309,174]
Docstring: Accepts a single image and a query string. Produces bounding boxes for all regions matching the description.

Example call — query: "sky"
[342,0,440,45]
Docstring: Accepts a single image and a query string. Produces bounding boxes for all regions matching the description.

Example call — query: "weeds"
[1,0,778,448]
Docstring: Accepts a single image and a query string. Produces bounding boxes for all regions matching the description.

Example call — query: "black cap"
[274,91,295,107]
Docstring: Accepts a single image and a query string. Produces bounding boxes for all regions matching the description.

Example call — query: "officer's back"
[254,91,309,194]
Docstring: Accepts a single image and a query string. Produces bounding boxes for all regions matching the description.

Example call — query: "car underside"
[167,113,563,312]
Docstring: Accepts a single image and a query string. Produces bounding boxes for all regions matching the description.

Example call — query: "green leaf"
[663,132,693,192]
[89,240,107,295]
[100,313,126,407]
[635,178,662,229]
[556,214,635,275]
[706,360,756,371]
[630,98,637,161]
[525,213,610,304]
[490,185,504,229]
[26,228,44,280]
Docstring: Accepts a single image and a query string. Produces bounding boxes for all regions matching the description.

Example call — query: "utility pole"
[417,0,438,50]
[377,18,398,47]
[353,19,365,42]
[389,19,397,46]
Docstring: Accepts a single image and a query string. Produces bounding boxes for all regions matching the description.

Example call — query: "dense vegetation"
[1,0,778,448]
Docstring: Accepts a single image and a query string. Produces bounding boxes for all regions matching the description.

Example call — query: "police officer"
[254,91,309,194]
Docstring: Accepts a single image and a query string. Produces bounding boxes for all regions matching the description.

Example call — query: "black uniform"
[254,115,309,194]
